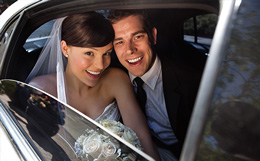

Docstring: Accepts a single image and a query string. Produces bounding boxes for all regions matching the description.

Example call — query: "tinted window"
[196,0,260,160]
[23,20,55,53]
[184,14,218,45]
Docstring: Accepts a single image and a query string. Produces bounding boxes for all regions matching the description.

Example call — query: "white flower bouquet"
[99,119,142,150]
[74,119,142,161]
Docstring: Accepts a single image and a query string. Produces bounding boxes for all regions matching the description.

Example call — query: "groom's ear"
[61,40,69,56]
[152,27,157,45]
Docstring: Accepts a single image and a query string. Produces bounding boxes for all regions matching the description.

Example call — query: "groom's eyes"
[114,41,123,46]
[134,34,144,40]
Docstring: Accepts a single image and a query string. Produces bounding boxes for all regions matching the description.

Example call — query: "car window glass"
[0,80,152,161]
[183,14,218,56]
[195,0,260,160]
[23,20,55,53]
[184,14,217,45]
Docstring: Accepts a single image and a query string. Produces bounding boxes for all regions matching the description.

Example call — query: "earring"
[65,54,68,57]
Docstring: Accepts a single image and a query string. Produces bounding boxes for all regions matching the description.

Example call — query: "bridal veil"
[25,17,68,104]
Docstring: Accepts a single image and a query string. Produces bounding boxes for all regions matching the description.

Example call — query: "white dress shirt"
[129,56,178,145]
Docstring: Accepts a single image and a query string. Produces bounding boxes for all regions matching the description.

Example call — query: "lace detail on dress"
[95,101,120,122]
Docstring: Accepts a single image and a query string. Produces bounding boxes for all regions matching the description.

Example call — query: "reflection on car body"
[0,0,260,161]
[0,79,153,160]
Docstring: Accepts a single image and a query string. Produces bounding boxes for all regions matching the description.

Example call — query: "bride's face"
[62,41,113,87]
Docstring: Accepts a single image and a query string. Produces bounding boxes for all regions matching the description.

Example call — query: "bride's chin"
[84,80,99,87]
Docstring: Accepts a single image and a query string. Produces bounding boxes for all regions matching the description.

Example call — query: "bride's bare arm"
[105,68,161,161]
[28,74,57,97]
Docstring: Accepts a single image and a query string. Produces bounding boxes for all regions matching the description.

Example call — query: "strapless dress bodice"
[95,101,120,122]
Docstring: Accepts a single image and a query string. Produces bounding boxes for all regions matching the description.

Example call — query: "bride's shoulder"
[29,73,56,83]
[102,67,131,86]
[103,68,128,80]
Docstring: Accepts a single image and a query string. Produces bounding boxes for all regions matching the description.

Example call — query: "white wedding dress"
[95,101,121,122]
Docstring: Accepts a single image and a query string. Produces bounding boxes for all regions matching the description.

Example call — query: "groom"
[108,10,201,160]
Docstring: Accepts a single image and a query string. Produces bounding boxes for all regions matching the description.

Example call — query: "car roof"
[0,0,219,34]
[0,0,39,32]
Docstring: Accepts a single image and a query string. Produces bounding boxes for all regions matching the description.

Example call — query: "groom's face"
[112,15,156,77]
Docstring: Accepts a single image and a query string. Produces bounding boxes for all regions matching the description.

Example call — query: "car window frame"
[0,15,21,79]
[180,0,242,160]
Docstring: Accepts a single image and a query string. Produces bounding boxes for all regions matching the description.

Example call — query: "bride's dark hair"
[62,12,115,47]
[26,12,115,102]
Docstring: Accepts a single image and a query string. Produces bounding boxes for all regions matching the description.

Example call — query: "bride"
[26,12,160,161]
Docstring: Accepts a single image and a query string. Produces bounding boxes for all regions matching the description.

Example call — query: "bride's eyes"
[84,50,112,57]
[85,52,94,56]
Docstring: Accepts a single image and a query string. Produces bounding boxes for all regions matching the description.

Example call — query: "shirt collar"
[129,56,161,90]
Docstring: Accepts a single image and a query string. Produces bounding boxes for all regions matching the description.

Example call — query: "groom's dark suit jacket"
[110,50,202,158]
[159,54,202,157]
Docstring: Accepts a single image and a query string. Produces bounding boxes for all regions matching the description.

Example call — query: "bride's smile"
[85,70,101,79]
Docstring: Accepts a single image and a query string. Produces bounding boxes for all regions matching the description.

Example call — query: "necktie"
[134,77,147,114]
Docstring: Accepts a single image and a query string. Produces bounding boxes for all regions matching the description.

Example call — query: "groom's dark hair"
[108,9,155,48]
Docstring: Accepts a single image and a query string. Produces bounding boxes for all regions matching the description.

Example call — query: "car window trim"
[0,101,42,161]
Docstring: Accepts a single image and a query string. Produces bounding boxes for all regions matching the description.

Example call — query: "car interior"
[1,6,218,83]
[1,0,219,150]
[0,1,220,160]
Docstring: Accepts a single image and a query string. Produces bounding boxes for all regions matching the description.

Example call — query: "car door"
[0,79,154,160]
[181,0,260,160]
